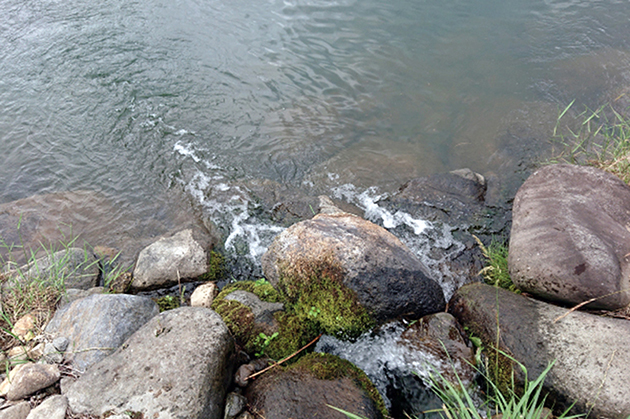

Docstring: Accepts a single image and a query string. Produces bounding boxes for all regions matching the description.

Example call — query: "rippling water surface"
[2,0,630,257]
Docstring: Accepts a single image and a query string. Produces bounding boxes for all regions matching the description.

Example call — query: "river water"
[2,0,630,415]
[2,0,630,260]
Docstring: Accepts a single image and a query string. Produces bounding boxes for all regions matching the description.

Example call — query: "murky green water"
[1,0,630,250]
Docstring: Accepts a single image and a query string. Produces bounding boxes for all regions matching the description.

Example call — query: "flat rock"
[449,283,630,419]
[26,395,68,419]
[1,363,60,401]
[64,307,234,419]
[45,294,159,372]
[262,197,445,322]
[509,164,630,309]
[132,229,210,291]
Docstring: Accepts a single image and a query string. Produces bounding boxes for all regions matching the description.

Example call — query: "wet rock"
[25,394,67,419]
[262,197,445,323]
[449,283,630,419]
[191,281,219,308]
[399,312,475,387]
[64,307,234,419]
[224,392,247,419]
[45,294,159,372]
[0,401,31,419]
[132,229,212,291]
[509,164,630,309]
[245,353,386,419]
[0,363,60,400]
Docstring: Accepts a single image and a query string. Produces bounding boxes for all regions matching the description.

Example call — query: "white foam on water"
[174,141,201,163]
[174,143,286,265]
[331,184,468,300]
[316,321,465,409]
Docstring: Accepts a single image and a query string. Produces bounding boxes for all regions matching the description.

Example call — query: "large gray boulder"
[509,164,630,309]
[449,283,630,419]
[132,229,211,291]
[262,197,445,322]
[64,307,234,419]
[45,294,159,372]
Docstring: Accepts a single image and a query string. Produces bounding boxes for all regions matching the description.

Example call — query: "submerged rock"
[244,353,386,419]
[45,294,159,372]
[262,197,445,324]
[449,282,630,419]
[64,307,234,419]
[509,164,630,310]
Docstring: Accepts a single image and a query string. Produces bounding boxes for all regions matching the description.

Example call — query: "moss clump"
[290,352,388,418]
[198,250,226,282]
[260,311,320,361]
[153,295,180,312]
[214,279,280,303]
[277,255,374,339]
[212,298,256,344]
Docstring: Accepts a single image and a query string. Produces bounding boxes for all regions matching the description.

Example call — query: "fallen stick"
[246,333,323,381]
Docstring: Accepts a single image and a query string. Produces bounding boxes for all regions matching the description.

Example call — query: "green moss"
[212,298,256,343]
[261,311,320,361]
[278,257,374,339]
[290,353,388,418]
[214,279,280,303]
[153,295,180,312]
[198,250,226,282]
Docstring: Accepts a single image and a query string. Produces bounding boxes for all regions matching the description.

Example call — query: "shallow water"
[3,1,630,416]
[3,0,630,220]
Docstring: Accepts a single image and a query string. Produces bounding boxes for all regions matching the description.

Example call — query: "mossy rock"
[213,282,318,361]
[198,250,226,282]
[277,256,374,339]
[245,352,388,419]
[153,295,180,312]
[214,279,280,303]
[290,353,388,418]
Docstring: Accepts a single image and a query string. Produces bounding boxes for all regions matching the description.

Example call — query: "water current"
[2,0,630,416]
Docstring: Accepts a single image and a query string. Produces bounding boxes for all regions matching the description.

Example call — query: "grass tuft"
[473,236,519,293]
[550,101,630,184]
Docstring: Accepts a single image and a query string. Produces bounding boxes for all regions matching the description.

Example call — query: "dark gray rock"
[262,198,445,322]
[45,294,159,372]
[224,392,247,419]
[132,229,211,291]
[398,312,475,388]
[244,353,385,419]
[449,283,630,419]
[509,164,630,309]
[64,307,235,419]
